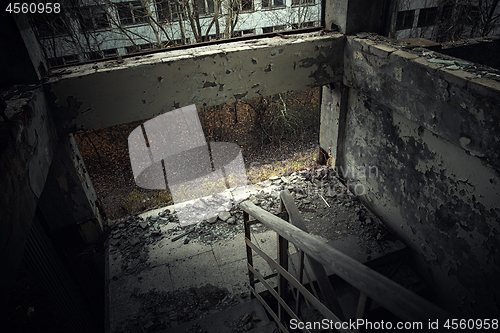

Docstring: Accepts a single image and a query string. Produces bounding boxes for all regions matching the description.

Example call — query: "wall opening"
[74,87,321,219]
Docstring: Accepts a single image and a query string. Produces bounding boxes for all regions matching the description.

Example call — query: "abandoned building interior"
[1,1,500,332]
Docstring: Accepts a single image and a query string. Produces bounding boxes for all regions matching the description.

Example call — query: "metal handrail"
[240,191,451,331]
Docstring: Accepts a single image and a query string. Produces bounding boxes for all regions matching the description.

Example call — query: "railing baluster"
[295,249,304,318]
[239,197,451,323]
[243,211,255,296]
[355,292,372,333]
[278,234,289,327]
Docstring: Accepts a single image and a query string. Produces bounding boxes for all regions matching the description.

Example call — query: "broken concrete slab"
[218,211,232,222]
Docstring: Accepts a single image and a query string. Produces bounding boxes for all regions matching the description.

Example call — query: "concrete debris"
[218,211,232,222]
[107,165,396,332]
[107,165,393,277]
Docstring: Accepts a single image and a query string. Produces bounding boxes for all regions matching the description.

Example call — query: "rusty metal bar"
[244,211,255,296]
[246,238,350,332]
[250,286,289,333]
[248,263,308,333]
[240,199,451,323]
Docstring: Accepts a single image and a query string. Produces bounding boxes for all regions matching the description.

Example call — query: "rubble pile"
[108,165,394,277]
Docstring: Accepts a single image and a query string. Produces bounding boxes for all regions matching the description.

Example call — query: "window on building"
[48,54,80,67]
[31,13,70,37]
[396,10,415,30]
[80,6,110,31]
[235,0,252,12]
[103,49,119,58]
[85,49,118,61]
[262,25,286,33]
[292,0,315,5]
[417,7,438,27]
[201,34,219,41]
[139,43,154,51]
[197,0,215,15]
[156,0,185,22]
[262,0,285,8]
[86,51,102,60]
[292,21,315,29]
[126,43,154,54]
[117,1,148,26]
[441,4,454,22]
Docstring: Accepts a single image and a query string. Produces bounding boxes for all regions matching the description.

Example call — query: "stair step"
[161,298,275,333]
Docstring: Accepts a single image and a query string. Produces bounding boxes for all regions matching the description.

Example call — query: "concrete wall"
[321,34,500,316]
[0,88,58,310]
[0,88,105,312]
[37,134,105,244]
[46,31,344,130]
[0,11,41,88]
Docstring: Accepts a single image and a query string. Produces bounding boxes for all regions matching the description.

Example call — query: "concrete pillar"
[0,88,58,313]
[38,134,104,245]
[319,82,349,168]
[324,0,389,34]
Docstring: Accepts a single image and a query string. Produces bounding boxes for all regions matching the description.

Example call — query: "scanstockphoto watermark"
[249,163,380,197]
[290,318,424,331]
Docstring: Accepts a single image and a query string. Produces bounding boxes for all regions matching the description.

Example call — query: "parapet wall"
[0,88,58,309]
[320,34,500,316]
[46,32,344,131]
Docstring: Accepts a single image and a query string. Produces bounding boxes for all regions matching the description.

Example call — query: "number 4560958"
[6,3,61,14]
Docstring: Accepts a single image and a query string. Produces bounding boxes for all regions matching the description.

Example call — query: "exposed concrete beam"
[46,32,344,131]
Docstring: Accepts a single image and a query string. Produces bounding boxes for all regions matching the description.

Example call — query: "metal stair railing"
[240,190,451,333]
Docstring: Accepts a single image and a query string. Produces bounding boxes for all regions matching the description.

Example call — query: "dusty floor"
[107,165,398,333]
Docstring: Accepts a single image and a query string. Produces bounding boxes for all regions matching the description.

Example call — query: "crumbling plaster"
[0,88,58,308]
[4,25,500,317]
[343,90,500,316]
[344,35,500,172]
[46,32,344,131]
[329,35,500,316]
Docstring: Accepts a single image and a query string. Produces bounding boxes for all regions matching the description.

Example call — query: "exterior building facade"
[31,0,500,67]
[31,0,321,66]
[390,0,500,41]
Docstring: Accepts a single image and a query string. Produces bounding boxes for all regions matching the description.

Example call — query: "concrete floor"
[107,183,285,332]
[106,172,408,332]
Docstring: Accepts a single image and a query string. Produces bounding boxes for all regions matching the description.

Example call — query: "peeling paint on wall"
[47,32,344,131]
